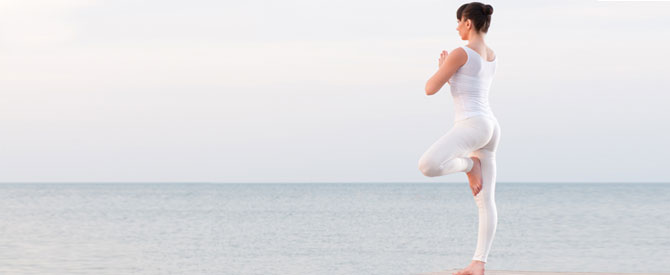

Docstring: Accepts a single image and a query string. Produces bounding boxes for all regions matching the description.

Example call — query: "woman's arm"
[425,47,467,96]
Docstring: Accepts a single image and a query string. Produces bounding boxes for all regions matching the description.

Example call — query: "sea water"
[0,183,668,275]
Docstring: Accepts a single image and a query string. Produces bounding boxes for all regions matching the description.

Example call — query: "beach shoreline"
[420,270,670,275]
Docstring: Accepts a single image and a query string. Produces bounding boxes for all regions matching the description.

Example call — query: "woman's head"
[456,2,494,40]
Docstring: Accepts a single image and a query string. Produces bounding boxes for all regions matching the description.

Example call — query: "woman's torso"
[449,45,498,122]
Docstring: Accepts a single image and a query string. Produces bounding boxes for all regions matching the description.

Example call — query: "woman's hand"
[438,50,448,68]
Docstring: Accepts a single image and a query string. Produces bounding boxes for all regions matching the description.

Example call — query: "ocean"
[0,183,668,274]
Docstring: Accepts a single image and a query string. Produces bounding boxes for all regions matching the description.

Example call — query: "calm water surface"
[0,183,668,274]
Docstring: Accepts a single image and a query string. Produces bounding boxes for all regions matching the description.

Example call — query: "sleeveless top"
[448,45,498,122]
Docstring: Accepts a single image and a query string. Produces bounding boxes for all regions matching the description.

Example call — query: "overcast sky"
[1,0,669,183]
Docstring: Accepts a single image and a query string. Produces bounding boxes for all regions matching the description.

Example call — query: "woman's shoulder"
[452,46,468,55]
[449,46,468,65]
[487,46,496,61]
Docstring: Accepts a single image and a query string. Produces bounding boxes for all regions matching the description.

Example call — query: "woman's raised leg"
[418,117,494,178]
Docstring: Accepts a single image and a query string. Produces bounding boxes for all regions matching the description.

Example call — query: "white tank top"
[448,45,498,122]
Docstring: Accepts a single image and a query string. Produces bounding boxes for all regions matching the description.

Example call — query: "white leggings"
[417,115,501,263]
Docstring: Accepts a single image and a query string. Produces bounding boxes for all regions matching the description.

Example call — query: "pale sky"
[1,0,669,183]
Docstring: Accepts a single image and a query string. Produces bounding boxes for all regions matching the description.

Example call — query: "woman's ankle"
[471,260,486,265]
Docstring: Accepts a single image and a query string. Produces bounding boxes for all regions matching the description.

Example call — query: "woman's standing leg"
[470,118,501,263]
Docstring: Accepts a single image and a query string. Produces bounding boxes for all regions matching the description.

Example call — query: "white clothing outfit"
[418,45,500,263]
[449,45,497,122]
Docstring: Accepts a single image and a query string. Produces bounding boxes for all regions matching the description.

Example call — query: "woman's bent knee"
[418,158,440,177]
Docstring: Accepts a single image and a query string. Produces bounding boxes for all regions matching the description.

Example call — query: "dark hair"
[457,2,494,34]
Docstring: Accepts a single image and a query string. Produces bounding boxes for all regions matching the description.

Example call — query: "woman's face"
[456,17,471,40]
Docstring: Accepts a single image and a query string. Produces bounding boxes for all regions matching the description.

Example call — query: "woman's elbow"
[425,83,436,95]
[426,84,440,95]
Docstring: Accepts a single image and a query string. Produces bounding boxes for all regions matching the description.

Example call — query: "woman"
[417,2,500,275]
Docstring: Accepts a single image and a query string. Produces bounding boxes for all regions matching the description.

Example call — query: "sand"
[420,270,670,275]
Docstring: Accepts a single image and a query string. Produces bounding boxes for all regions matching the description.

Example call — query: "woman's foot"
[452,260,485,275]
[466,156,482,196]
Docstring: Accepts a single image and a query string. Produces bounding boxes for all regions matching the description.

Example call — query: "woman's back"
[448,45,498,122]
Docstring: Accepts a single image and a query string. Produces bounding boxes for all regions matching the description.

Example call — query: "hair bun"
[484,4,493,16]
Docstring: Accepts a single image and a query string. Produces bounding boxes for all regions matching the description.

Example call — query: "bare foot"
[466,156,482,196]
[451,260,485,275]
